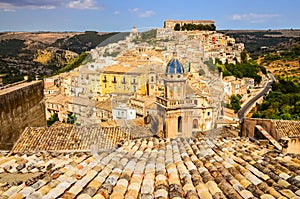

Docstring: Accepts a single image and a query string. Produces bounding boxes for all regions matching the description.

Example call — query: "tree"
[174,23,181,31]
[241,50,248,63]
[230,95,242,113]
[67,112,76,124]
[47,113,59,127]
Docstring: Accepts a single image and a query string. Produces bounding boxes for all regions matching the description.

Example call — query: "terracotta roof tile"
[1,131,300,198]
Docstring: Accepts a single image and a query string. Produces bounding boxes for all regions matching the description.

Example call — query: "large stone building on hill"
[164,19,215,29]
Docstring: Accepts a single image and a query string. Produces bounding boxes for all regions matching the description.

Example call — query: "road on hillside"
[238,73,275,123]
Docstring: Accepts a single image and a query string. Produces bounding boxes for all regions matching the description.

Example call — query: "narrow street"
[237,73,275,122]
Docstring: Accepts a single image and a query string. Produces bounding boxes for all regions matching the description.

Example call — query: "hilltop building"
[164,19,215,29]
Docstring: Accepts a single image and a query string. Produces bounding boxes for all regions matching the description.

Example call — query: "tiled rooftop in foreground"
[1,130,300,198]
[11,125,131,153]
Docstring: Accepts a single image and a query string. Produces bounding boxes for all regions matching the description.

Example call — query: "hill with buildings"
[1,29,299,85]
[220,29,300,59]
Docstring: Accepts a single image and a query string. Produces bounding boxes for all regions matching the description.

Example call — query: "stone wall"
[0,81,46,150]
[240,118,280,140]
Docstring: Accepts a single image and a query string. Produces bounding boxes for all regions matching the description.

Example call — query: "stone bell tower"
[156,57,195,138]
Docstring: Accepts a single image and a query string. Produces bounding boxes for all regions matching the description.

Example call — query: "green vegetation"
[53,31,119,54]
[252,78,300,120]
[0,63,24,85]
[0,39,26,57]
[174,23,216,31]
[229,94,242,113]
[220,31,300,59]
[67,112,76,124]
[53,52,89,75]
[260,46,300,64]
[47,113,59,127]
[205,56,266,85]
[132,29,157,44]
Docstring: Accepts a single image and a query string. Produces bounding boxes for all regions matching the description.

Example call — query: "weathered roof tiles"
[1,134,300,198]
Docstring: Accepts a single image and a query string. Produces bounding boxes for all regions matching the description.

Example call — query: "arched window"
[193,119,198,129]
[178,116,182,133]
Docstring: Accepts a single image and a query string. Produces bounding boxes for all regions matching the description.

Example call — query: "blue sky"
[0,0,299,32]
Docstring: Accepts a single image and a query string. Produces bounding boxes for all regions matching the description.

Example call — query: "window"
[194,100,198,105]
[178,116,182,133]
[150,76,154,82]
[193,119,198,129]
[207,112,210,116]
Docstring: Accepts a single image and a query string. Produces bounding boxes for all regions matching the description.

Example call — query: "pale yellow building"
[100,65,148,96]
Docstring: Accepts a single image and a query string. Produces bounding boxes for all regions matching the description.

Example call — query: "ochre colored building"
[100,65,148,96]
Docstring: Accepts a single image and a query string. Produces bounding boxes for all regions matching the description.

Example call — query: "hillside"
[220,29,300,58]
[0,31,119,85]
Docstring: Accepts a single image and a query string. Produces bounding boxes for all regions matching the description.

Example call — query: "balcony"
[102,79,107,83]
[112,80,117,83]
[156,96,194,108]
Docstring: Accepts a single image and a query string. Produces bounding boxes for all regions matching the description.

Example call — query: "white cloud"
[139,10,155,18]
[0,2,16,11]
[129,8,155,18]
[67,0,102,10]
[231,13,279,23]
[129,8,139,14]
[0,1,56,11]
[114,10,120,15]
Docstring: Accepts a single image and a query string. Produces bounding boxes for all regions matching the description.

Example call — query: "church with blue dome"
[156,57,196,138]
[165,58,185,75]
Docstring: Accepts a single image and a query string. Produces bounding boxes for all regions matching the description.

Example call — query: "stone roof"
[2,130,300,198]
[11,125,131,153]
[46,94,70,105]
[273,120,300,138]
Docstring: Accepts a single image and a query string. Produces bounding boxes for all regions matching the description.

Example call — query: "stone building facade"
[164,20,215,29]
[157,58,213,138]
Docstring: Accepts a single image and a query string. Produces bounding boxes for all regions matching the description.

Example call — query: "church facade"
[157,58,213,138]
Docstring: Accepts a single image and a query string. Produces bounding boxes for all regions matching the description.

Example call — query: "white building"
[112,105,136,120]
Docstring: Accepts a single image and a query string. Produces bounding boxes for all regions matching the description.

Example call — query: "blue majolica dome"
[165,58,184,75]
